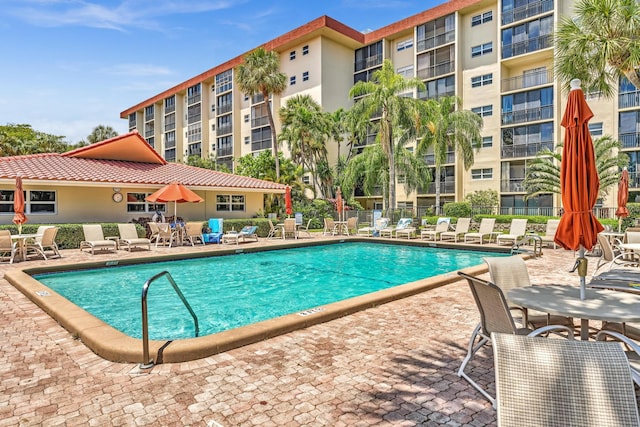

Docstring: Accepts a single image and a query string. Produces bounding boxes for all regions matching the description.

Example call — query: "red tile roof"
[0,132,285,192]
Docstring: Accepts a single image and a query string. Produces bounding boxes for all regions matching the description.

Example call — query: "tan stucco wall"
[0,184,269,225]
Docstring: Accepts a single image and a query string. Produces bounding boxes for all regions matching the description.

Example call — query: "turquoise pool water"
[35,242,502,340]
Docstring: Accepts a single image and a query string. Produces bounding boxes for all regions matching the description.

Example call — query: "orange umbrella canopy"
[616,167,630,219]
[554,80,604,251]
[285,186,293,216]
[145,183,203,218]
[12,176,27,228]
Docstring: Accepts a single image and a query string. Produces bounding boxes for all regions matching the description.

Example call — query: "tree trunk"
[624,69,640,92]
[262,92,280,179]
[434,164,441,216]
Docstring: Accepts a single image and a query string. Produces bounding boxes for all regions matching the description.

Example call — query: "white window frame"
[471,42,493,58]
[471,168,493,180]
[471,11,493,27]
[589,122,603,137]
[482,136,493,148]
[471,73,493,87]
[302,45,309,55]
[216,194,246,212]
[302,71,309,82]
[290,76,296,86]
[472,105,493,117]
[0,190,57,215]
[396,38,414,52]
[289,50,296,60]
[126,192,166,214]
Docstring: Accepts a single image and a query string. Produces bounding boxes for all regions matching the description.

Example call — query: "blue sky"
[0,0,443,143]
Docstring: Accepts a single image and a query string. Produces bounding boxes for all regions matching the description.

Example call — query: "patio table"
[508,285,640,340]
[11,233,38,262]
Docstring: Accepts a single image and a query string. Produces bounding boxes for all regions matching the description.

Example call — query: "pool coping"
[5,239,510,365]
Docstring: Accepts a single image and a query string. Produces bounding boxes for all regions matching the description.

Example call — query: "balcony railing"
[416,30,455,53]
[187,94,201,105]
[423,181,455,194]
[501,141,553,158]
[629,171,640,188]
[217,103,232,114]
[216,124,232,136]
[501,69,553,92]
[251,117,269,128]
[620,132,640,149]
[251,139,272,152]
[502,0,554,26]
[619,92,640,109]
[500,179,525,192]
[164,122,175,132]
[217,147,233,157]
[416,61,455,80]
[424,152,455,165]
[502,34,553,59]
[355,54,383,72]
[354,186,383,197]
[501,105,553,125]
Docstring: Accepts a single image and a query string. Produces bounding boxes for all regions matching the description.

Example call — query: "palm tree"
[279,94,330,197]
[555,0,640,96]
[416,96,483,214]
[349,59,426,210]
[87,125,118,144]
[524,136,629,199]
[235,47,287,179]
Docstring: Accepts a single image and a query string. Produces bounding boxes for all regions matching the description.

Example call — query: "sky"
[0,0,445,144]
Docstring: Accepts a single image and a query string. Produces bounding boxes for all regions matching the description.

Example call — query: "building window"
[0,190,56,214]
[244,136,250,144]
[302,71,309,82]
[289,50,296,60]
[482,136,493,148]
[471,168,493,180]
[244,114,249,123]
[126,192,165,214]
[302,45,309,55]
[472,105,493,117]
[215,69,233,93]
[589,122,603,137]
[471,42,493,58]
[396,38,414,51]
[471,73,493,87]
[471,11,493,27]
[216,194,245,212]
[302,176,310,184]
[290,76,296,85]
[396,65,414,78]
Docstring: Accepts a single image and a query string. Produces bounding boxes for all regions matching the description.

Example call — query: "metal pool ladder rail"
[140,270,199,369]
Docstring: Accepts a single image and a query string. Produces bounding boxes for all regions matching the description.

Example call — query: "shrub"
[442,202,471,218]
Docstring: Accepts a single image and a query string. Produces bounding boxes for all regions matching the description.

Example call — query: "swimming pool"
[6,240,506,363]
[34,242,502,340]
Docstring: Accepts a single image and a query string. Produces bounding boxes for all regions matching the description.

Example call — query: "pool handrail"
[141,270,199,368]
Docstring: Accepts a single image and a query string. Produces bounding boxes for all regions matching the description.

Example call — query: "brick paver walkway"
[0,237,637,426]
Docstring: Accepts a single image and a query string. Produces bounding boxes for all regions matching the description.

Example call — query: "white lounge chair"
[420,218,450,241]
[463,218,496,244]
[357,217,390,237]
[80,224,117,254]
[538,219,560,248]
[440,218,471,242]
[380,218,414,238]
[117,223,152,251]
[496,219,528,246]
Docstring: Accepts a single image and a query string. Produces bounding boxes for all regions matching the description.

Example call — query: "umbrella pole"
[576,246,588,300]
[618,217,622,233]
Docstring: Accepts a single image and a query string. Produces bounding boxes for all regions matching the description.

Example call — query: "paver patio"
[0,235,637,426]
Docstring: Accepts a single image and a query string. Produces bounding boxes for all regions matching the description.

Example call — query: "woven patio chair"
[493,333,640,427]
[595,329,640,387]
[456,271,573,405]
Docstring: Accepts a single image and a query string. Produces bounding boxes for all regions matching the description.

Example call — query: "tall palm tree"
[523,136,629,199]
[416,96,483,214]
[555,0,640,96]
[235,47,287,179]
[87,125,118,144]
[349,59,426,210]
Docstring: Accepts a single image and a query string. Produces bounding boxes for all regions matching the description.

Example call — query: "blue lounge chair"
[203,218,224,244]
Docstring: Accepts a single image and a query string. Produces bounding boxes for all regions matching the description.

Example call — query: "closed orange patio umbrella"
[145,182,203,219]
[284,186,293,217]
[554,79,604,299]
[335,187,344,222]
[12,176,27,234]
[616,167,629,232]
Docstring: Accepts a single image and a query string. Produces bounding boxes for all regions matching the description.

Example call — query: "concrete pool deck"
[0,233,637,426]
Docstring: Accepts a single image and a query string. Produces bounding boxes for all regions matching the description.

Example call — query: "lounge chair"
[484,255,574,333]
[202,218,223,244]
[0,230,17,263]
[493,333,640,426]
[594,233,639,273]
[538,219,560,248]
[439,217,471,242]
[26,226,62,259]
[80,224,117,254]
[380,218,413,238]
[456,271,573,405]
[223,225,259,245]
[297,219,312,238]
[184,221,205,246]
[116,223,151,251]
[496,218,528,246]
[282,218,298,239]
[463,218,497,244]
[357,217,390,237]
[420,218,450,241]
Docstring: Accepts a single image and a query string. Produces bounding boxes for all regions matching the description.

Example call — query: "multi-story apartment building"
[121,0,634,216]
